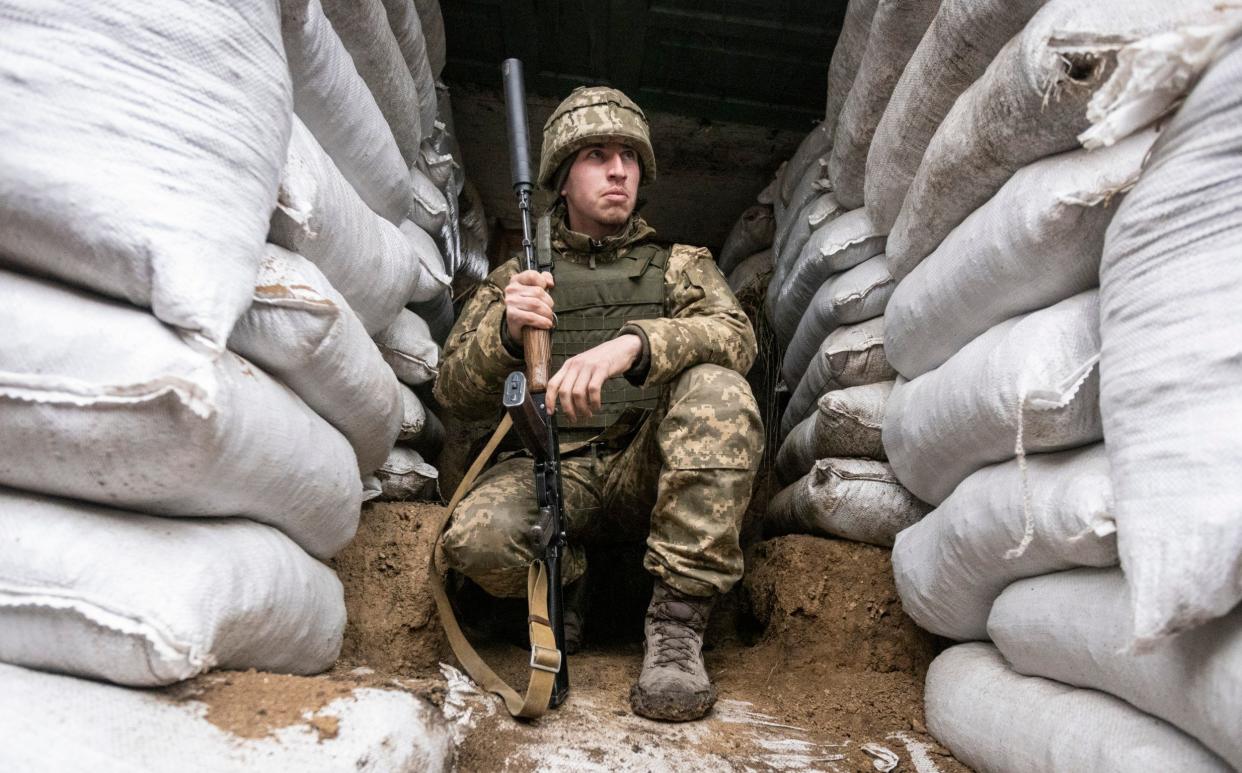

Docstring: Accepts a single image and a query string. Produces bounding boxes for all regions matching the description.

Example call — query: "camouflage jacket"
[433,211,757,422]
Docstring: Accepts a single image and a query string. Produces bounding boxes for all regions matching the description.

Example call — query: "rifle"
[501,57,570,708]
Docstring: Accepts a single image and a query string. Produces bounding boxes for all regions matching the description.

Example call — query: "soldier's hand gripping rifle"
[501,57,570,709]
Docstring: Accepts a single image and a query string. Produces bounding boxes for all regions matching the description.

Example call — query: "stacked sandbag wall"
[0,0,459,766]
[721,0,1242,767]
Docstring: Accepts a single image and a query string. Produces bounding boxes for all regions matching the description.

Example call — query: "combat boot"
[629,580,716,721]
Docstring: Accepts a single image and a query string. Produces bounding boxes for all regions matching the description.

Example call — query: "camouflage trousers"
[441,364,763,599]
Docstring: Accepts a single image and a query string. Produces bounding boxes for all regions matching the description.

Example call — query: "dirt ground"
[322,499,967,771]
[172,497,968,771]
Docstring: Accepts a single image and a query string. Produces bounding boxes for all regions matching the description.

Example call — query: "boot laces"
[650,600,705,673]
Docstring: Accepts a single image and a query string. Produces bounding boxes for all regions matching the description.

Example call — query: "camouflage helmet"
[538,86,657,190]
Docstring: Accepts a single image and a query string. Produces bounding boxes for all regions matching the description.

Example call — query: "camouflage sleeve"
[618,244,757,387]
[432,260,524,420]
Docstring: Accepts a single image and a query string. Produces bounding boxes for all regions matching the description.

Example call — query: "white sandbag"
[864,0,1051,231]
[410,166,450,236]
[775,381,890,484]
[815,381,891,460]
[991,569,1242,769]
[376,309,442,386]
[719,205,775,275]
[886,0,1236,281]
[228,245,402,474]
[0,0,289,352]
[400,220,451,302]
[0,489,343,686]
[892,444,1115,641]
[409,292,456,345]
[0,269,361,560]
[319,0,423,165]
[778,120,833,206]
[376,446,440,501]
[270,119,449,335]
[772,159,829,266]
[1098,37,1242,646]
[397,386,445,456]
[824,0,879,129]
[926,643,1232,773]
[765,458,929,547]
[884,129,1154,380]
[773,208,885,345]
[884,290,1101,505]
[380,0,438,136]
[782,316,894,436]
[413,0,446,77]
[768,194,845,316]
[0,662,453,773]
[781,255,893,388]
[280,0,410,225]
[726,248,773,295]
[758,163,786,206]
[827,0,941,210]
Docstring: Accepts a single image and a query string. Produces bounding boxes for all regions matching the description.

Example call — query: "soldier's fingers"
[507,294,555,318]
[510,270,546,287]
[539,271,555,290]
[571,368,595,419]
[545,368,564,416]
[555,366,580,421]
[508,308,553,330]
[587,367,608,413]
[505,284,554,306]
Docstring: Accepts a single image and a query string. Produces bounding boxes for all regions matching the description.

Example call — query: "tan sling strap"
[428,413,561,720]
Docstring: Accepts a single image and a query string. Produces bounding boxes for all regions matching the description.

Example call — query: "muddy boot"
[629,581,717,721]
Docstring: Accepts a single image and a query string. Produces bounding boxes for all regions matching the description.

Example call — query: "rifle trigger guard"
[530,644,563,674]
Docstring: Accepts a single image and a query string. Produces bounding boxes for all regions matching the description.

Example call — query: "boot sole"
[629,683,717,722]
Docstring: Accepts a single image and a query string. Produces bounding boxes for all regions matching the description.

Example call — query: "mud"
[188,466,966,770]
[328,501,450,673]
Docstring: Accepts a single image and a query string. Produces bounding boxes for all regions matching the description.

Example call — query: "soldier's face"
[561,142,641,238]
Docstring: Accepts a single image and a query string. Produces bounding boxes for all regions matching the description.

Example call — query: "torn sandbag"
[893,444,1115,641]
[0,268,362,560]
[1098,36,1242,647]
[281,0,411,224]
[270,119,449,334]
[228,245,403,473]
[883,290,1102,505]
[885,129,1155,380]
[865,0,1052,231]
[886,0,1236,281]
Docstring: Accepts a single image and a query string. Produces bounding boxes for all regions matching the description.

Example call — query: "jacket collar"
[550,203,656,266]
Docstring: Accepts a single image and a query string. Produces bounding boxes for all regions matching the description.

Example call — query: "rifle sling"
[429,413,560,720]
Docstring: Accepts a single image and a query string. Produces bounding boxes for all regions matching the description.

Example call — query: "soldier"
[433,86,763,721]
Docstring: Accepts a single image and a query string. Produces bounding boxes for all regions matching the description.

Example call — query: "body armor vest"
[549,242,668,436]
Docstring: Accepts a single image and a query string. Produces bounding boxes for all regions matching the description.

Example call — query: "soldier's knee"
[440,500,534,583]
[662,364,763,469]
